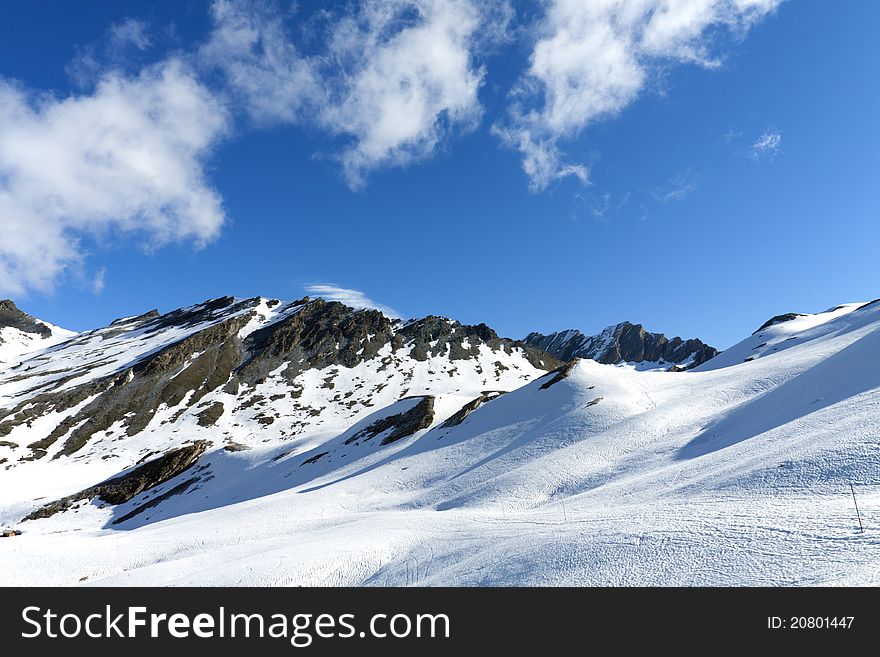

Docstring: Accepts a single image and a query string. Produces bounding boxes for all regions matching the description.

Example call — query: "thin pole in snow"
[561,499,568,524]
[850,482,864,534]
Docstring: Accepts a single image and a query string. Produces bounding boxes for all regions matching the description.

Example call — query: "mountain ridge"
[524,321,719,370]
[0,295,561,466]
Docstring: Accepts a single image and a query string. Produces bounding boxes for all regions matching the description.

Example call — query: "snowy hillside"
[1,296,878,586]
[0,300,76,368]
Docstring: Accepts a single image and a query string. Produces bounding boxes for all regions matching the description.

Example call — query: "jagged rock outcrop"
[345,396,436,446]
[238,301,560,385]
[753,313,806,334]
[238,299,396,384]
[24,441,207,520]
[395,316,558,371]
[539,359,581,389]
[439,391,505,429]
[525,322,718,369]
[109,309,160,327]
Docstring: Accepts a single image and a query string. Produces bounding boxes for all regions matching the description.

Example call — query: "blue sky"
[0,1,877,349]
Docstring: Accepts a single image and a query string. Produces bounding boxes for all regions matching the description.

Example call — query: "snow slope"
[0,321,76,369]
[1,298,878,586]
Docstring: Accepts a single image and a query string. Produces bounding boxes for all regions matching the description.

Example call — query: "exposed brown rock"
[439,392,505,429]
[345,396,436,446]
[23,441,207,521]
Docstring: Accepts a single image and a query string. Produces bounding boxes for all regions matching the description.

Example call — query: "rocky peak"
[525,321,719,370]
[239,298,397,383]
[0,300,52,339]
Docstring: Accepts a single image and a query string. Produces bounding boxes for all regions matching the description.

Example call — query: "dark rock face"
[238,302,561,386]
[239,299,395,384]
[109,309,159,327]
[24,441,207,520]
[753,313,806,334]
[111,476,201,525]
[345,396,435,446]
[396,316,561,371]
[0,300,52,339]
[525,322,719,369]
[397,316,494,361]
[196,402,225,427]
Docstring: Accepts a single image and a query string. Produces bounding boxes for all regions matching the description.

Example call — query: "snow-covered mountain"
[1,296,878,586]
[524,321,718,370]
[0,295,558,497]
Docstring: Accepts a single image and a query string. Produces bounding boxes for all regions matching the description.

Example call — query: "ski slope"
[1,299,878,586]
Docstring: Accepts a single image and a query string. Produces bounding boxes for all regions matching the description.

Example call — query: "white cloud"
[321,0,486,187]
[751,129,781,159]
[0,60,229,297]
[199,0,322,125]
[304,284,402,319]
[201,0,503,188]
[496,0,783,191]
[109,18,152,51]
[491,126,589,190]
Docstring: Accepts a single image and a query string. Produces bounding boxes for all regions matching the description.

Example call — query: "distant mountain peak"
[525,321,719,370]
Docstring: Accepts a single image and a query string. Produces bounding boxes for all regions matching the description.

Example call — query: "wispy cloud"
[495,0,783,191]
[91,268,107,294]
[0,61,229,297]
[751,129,782,159]
[67,18,156,87]
[304,284,402,318]
[722,127,742,143]
[651,170,699,203]
[198,0,322,126]
[109,18,152,51]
